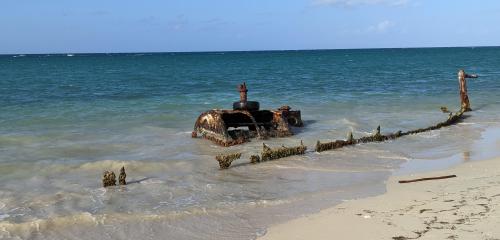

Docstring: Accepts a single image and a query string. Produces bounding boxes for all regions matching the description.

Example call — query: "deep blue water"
[2,48,499,131]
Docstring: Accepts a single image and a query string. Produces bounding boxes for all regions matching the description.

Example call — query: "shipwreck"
[192,83,303,146]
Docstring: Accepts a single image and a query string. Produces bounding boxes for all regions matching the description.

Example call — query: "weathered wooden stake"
[458,69,478,112]
[119,166,127,185]
[347,131,354,143]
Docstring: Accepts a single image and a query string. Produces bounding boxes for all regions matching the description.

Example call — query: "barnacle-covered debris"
[119,166,127,185]
[102,171,116,187]
[217,109,466,168]
[315,139,352,152]
[316,110,466,153]
[193,83,303,146]
[215,153,242,169]
[357,125,387,143]
[250,155,261,164]
[261,141,307,162]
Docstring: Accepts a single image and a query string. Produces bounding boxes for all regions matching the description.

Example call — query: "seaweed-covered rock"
[102,171,116,187]
[119,166,127,185]
[215,153,242,169]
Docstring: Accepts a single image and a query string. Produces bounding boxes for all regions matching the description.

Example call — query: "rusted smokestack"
[233,82,259,111]
[238,82,248,102]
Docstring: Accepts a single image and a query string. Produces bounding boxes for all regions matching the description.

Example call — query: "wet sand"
[260,156,500,240]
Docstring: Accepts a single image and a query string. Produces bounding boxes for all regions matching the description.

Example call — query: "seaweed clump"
[215,153,242,169]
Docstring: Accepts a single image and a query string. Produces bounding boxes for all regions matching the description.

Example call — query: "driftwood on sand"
[398,175,457,184]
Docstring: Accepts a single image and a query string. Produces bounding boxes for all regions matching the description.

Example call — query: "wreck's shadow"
[471,103,489,111]
[302,120,317,125]
[291,120,316,134]
[127,177,150,185]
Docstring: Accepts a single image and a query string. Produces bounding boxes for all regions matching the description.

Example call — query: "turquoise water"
[1,48,500,239]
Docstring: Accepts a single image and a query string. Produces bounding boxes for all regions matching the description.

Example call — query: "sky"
[1,0,500,54]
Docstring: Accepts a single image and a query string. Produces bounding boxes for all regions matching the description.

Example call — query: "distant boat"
[66,54,74,57]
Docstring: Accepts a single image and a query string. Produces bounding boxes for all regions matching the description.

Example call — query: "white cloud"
[168,15,188,31]
[368,20,395,33]
[314,0,410,7]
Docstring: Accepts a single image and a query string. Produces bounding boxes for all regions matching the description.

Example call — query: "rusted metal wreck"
[192,83,303,146]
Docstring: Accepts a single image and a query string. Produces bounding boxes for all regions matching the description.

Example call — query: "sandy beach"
[260,156,500,240]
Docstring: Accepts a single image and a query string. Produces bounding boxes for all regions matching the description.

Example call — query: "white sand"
[260,157,500,240]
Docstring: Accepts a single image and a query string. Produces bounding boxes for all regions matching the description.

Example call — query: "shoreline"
[260,153,500,240]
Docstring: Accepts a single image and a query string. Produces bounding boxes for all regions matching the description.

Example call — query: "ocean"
[1,47,500,239]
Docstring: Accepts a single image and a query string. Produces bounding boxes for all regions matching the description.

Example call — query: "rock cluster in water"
[102,171,116,187]
[102,166,127,187]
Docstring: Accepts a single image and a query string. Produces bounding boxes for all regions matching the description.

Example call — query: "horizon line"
[1,45,499,56]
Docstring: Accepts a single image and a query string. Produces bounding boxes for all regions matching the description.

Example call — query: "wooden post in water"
[458,69,478,112]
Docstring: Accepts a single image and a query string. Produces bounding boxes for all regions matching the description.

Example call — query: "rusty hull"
[193,107,303,146]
